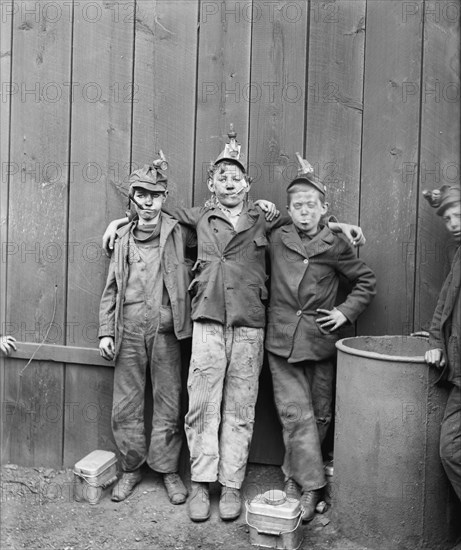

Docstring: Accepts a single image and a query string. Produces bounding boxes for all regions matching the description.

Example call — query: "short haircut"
[287,182,326,206]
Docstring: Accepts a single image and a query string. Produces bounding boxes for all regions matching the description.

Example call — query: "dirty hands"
[424,348,446,369]
[102,218,128,255]
[0,335,17,356]
[99,337,115,361]
[329,223,366,247]
[316,308,348,332]
[255,200,280,221]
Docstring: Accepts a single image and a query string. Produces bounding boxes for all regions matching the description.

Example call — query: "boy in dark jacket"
[423,185,460,501]
[265,159,376,521]
[99,158,195,505]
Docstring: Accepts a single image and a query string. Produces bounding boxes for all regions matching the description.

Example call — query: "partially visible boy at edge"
[102,130,366,523]
[265,159,376,521]
[422,185,460,502]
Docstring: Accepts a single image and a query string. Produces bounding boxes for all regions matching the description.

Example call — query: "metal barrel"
[333,335,460,550]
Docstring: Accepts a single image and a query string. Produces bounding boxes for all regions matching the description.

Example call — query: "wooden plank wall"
[1,0,459,468]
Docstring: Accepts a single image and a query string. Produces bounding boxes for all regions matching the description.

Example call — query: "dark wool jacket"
[265,224,376,362]
[98,213,195,358]
[164,202,286,328]
[429,246,460,387]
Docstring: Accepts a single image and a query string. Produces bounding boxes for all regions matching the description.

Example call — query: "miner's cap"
[129,164,167,193]
[423,185,460,216]
[287,172,326,196]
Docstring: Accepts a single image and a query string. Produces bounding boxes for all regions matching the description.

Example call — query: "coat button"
[303,259,308,264]
[221,257,226,262]
[296,310,302,316]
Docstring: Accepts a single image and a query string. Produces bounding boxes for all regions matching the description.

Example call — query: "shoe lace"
[285,479,298,492]
[301,490,318,506]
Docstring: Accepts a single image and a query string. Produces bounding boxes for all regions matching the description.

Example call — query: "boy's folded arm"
[334,243,377,323]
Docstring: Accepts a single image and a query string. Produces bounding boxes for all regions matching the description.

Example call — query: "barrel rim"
[335,335,428,363]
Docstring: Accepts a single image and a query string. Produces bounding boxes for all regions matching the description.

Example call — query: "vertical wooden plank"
[415,0,460,331]
[357,0,423,336]
[194,0,252,205]
[132,0,199,207]
[305,0,366,223]
[3,0,72,466]
[64,0,135,466]
[0,0,13,459]
[247,1,308,465]
[248,0,309,208]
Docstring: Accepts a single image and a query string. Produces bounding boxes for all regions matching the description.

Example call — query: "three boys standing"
[99,132,375,522]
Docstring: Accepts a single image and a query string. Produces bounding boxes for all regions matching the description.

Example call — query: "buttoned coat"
[429,246,460,387]
[165,202,285,328]
[98,213,195,358]
[265,224,376,362]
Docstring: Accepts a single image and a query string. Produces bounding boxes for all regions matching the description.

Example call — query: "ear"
[207,177,215,194]
[162,190,168,202]
[322,202,329,216]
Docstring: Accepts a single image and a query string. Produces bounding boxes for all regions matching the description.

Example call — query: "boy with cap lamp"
[265,157,376,521]
[98,154,196,505]
[101,129,366,522]
[423,184,460,501]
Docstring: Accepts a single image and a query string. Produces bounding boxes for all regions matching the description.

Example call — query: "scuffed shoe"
[111,470,142,502]
[188,482,210,522]
[163,473,188,505]
[300,489,321,522]
[284,478,300,500]
[219,486,241,521]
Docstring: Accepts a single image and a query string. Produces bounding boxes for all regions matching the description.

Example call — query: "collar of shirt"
[295,224,323,241]
[131,218,161,242]
[214,201,247,228]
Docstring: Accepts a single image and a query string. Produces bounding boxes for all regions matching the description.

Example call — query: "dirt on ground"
[1,463,460,550]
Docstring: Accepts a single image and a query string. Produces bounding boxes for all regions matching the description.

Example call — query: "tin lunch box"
[73,450,118,505]
[246,489,303,550]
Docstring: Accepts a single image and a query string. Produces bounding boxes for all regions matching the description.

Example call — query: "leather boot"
[188,482,210,522]
[300,488,321,522]
[219,486,241,521]
[111,470,142,502]
[163,473,188,505]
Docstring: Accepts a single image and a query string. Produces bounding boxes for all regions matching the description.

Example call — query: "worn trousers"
[185,321,264,488]
[440,384,461,501]
[268,351,334,491]
[112,319,182,473]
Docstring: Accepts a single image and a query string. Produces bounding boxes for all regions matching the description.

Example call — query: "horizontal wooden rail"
[3,342,114,368]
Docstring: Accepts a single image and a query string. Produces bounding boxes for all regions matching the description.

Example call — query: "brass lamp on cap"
[213,124,247,174]
[287,153,326,196]
[129,152,168,195]
[423,185,460,216]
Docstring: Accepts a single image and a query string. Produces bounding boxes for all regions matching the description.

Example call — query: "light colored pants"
[185,321,264,488]
[268,351,334,491]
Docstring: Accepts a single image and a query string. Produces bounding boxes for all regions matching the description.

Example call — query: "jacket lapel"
[236,204,260,234]
[303,226,335,258]
[280,224,308,258]
[159,212,177,251]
